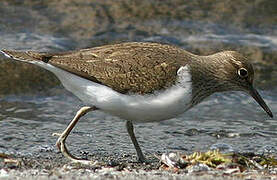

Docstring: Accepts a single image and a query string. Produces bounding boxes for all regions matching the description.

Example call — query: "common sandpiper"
[0,42,273,164]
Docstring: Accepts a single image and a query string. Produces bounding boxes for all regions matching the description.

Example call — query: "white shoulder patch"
[176,65,191,85]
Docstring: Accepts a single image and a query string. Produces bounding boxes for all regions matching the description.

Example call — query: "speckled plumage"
[2,42,195,94]
[1,42,273,164]
[1,42,272,113]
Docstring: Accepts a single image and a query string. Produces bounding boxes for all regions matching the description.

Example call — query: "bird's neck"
[188,55,229,106]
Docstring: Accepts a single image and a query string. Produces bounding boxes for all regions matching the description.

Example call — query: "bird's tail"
[0,49,52,63]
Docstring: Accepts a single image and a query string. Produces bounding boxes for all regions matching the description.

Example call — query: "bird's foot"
[137,154,146,163]
[52,132,97,166]
[52,132,62,150]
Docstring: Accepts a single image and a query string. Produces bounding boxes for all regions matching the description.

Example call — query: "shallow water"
[0,1,276,159]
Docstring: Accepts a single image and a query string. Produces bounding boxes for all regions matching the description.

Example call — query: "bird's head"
[190,51,273,118]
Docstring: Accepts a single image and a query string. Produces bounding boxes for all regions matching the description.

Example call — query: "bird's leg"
[126,121,145,162]
[52,106,98,165]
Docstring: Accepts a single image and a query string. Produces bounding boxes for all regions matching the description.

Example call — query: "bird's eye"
[238,68,248,78]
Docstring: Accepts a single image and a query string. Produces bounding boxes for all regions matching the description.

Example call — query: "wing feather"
[2,42,191,94]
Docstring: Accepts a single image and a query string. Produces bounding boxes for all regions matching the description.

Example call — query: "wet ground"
[0,0,276,179]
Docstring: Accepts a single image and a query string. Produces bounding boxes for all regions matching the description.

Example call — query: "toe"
[52,132,61,137]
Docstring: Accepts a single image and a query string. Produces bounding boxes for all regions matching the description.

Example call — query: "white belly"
[36,62,192,123]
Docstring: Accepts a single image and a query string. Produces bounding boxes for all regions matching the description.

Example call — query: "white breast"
[35,62,192,123]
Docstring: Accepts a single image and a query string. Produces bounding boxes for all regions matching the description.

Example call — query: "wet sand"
[1,153,277,180]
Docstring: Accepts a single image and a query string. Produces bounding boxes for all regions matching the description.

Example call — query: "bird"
[0,42,273,165]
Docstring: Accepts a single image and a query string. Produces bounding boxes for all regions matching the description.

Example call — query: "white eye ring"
[238,68,248,78]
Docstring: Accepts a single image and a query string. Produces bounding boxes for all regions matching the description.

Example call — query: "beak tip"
[248,87,273,119]
[268,112,273,118]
